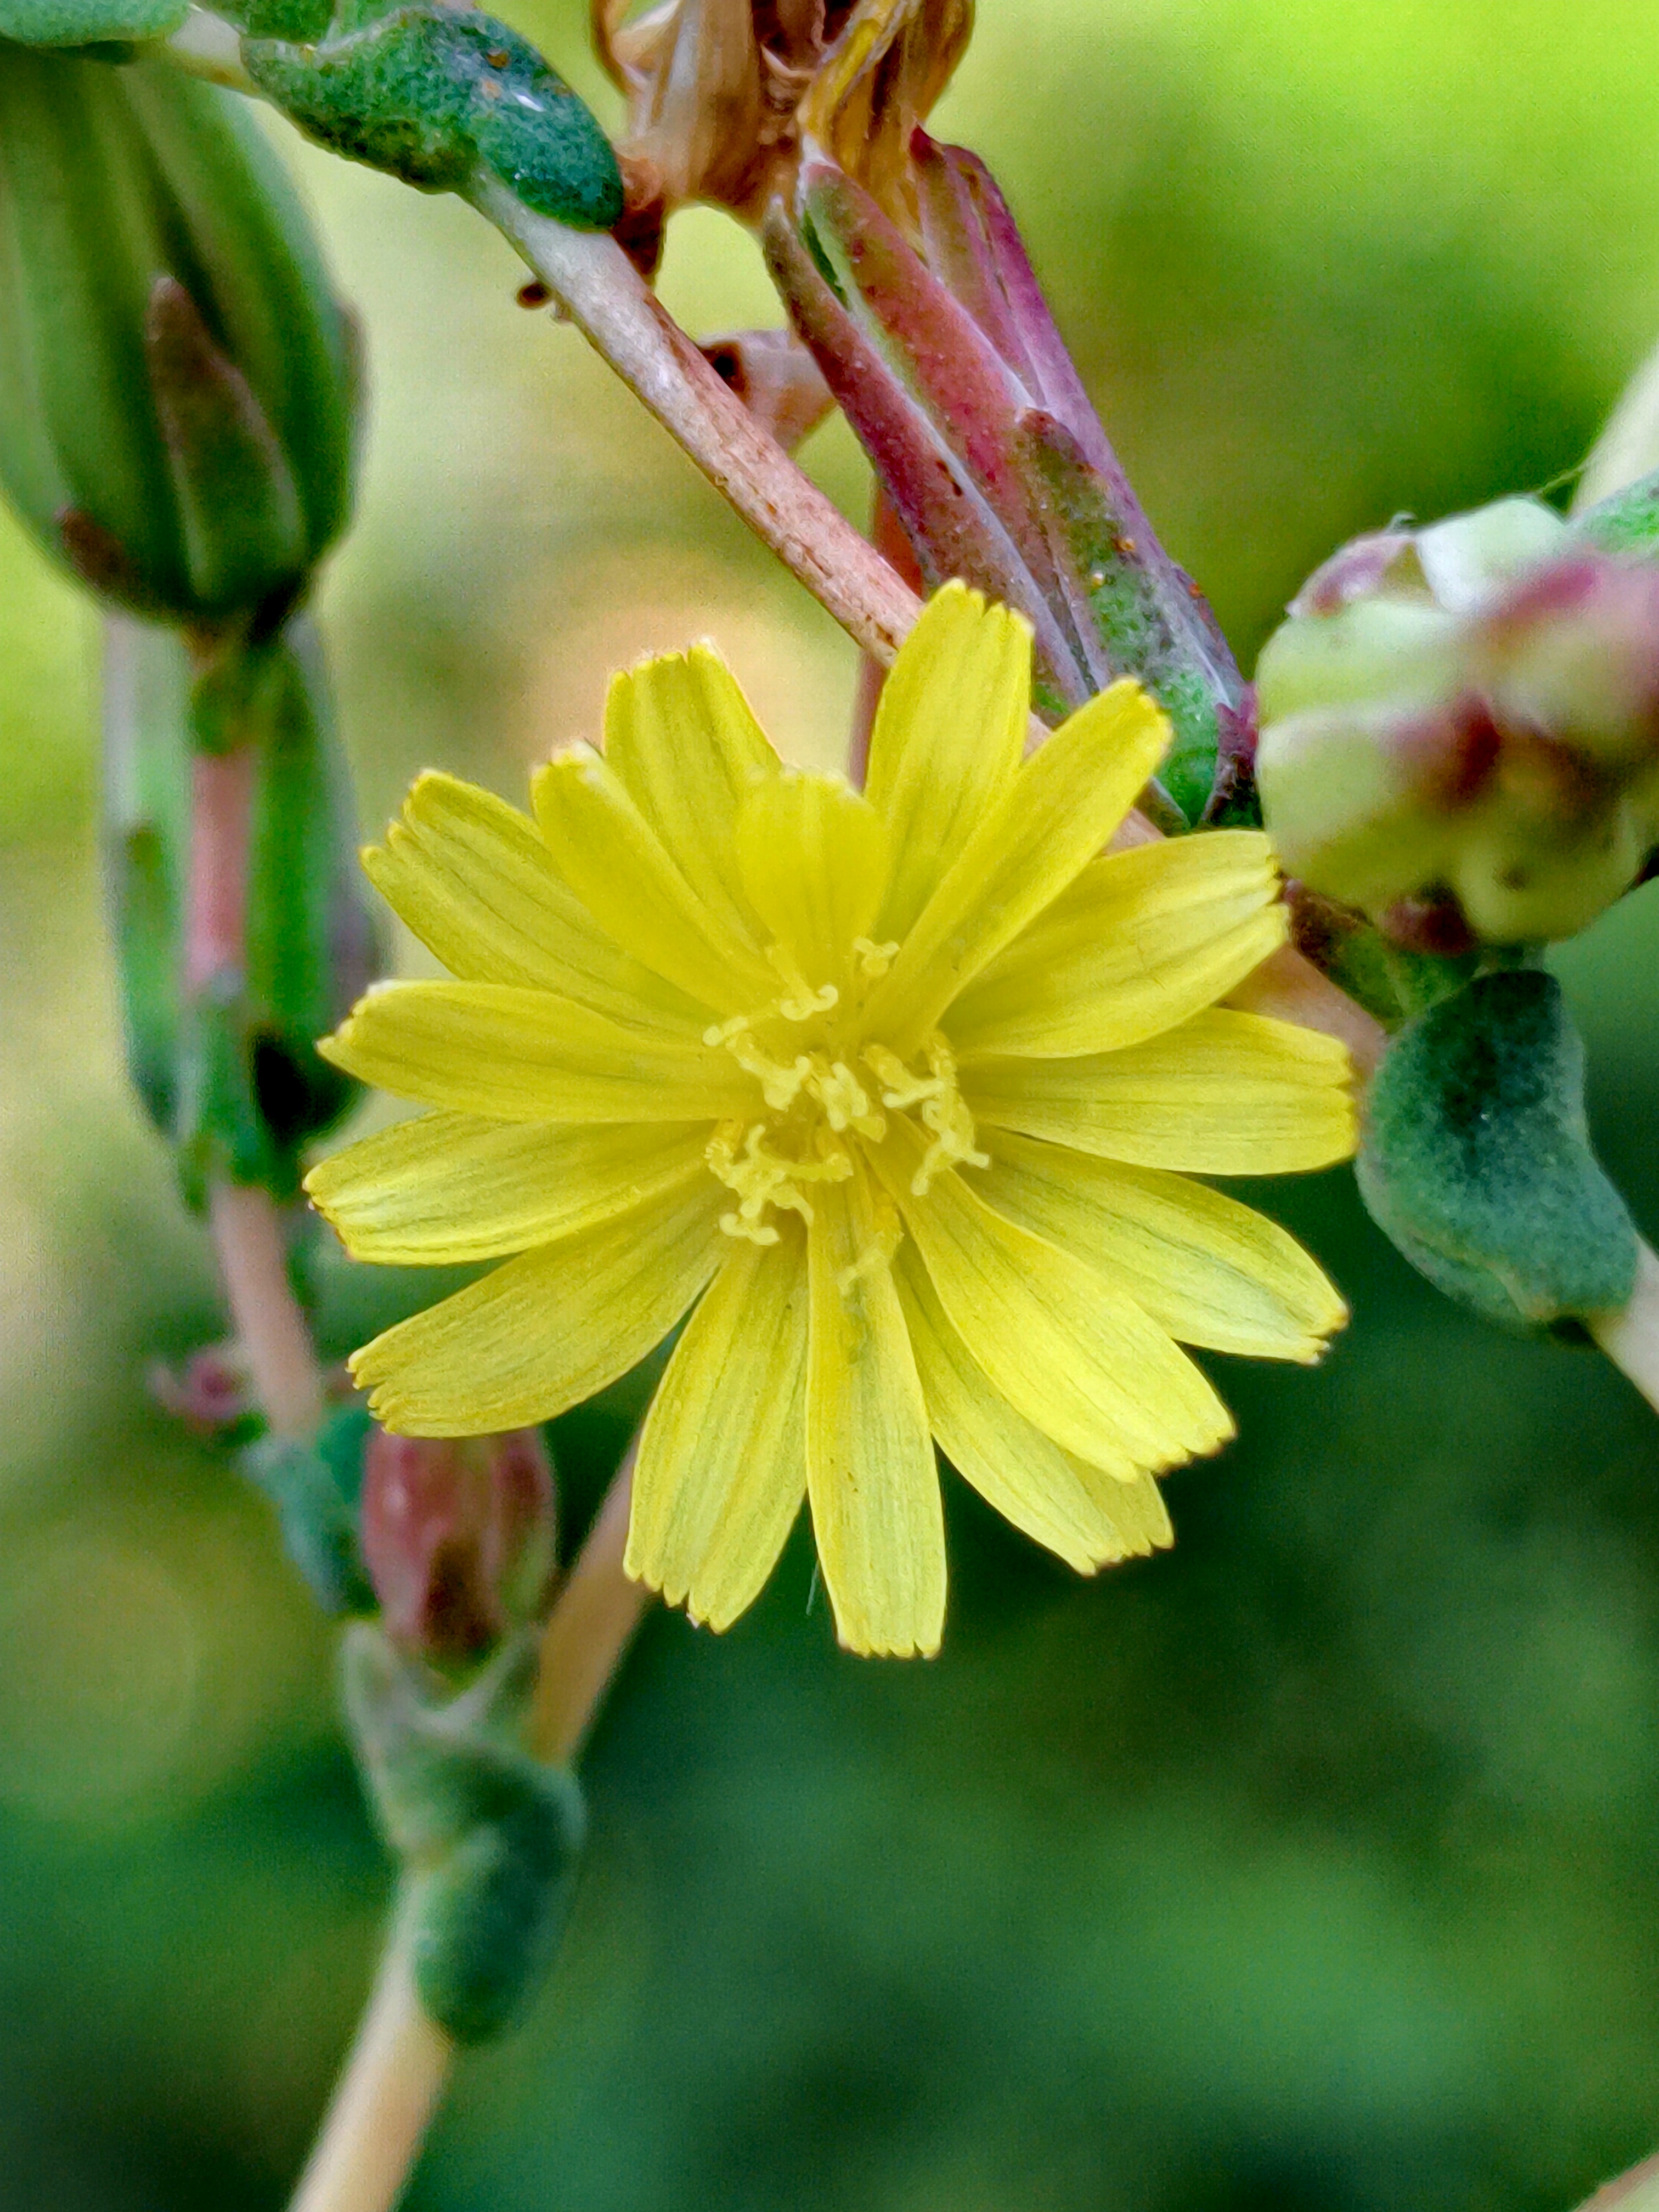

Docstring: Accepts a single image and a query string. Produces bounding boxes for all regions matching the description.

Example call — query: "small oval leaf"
[1357,968,1638,1329]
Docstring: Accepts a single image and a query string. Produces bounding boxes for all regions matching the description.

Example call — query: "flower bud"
[1257,495,1659,944]
[360,1428,557,1663]
[0,46,356,628]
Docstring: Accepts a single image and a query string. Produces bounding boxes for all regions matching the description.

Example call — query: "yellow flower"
[308,585,1355,1657]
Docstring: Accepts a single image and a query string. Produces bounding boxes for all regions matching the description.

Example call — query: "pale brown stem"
[176,663,329,1441]
[1574,2152,1659,2210]
[530,1437,650,1766]
[207,1182,328,1440]
[1229,942,1389,1080]
[470,178,922,665]
[286,1923,453,2212]
[184,747,257,991]
[1590,1238,1659,1418]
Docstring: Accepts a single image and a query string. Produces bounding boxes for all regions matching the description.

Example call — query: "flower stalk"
[282,1437,651,2212]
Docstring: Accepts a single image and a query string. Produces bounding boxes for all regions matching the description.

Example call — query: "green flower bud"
[0,45,357,627]
[1257,496,1659,945]
[0,0,188,43]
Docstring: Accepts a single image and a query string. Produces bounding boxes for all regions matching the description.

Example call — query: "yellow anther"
[765,942,838,1024]
[720,1211,781,1247]
[810,1057,883,1138]
[863,1042,942,1111]
[708,1119,852,1241]
[727,1031,811,1110]
[853,935,900,979]
[912,1097,990,1193]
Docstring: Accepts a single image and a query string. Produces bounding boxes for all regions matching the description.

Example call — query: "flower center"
[702,944,988,1248]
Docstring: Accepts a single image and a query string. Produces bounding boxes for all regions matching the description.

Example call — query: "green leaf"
[244,7,623,228]
[242,1421,375,1615]
[1568,466,1659,561]
[0,0,186,42]
[1357,968,1638,1328]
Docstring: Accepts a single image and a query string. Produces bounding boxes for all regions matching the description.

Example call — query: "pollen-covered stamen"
[865,1035,990,1194]
[765,941,839,1024]
[808,1057,887,1141]
[708,1119,853,1244]
[852,935,901,979]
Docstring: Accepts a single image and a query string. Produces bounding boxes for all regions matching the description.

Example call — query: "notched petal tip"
[836,1622,943,1660]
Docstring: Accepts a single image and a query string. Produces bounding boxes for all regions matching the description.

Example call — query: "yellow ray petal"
[871,1120,1232,1474]
[362,771,704,1031]
[603,645,779,950]
[307,1114,710,1265]
[947,833,1289,1059]
[894,1243,1169,1573]
[805,1174,945,1658]
[735,771,891,996]
[962,1008,1357,1173]
[865,678,1171,1053]
[319,981,753,1122]
[978,1130,1348,1362]
[351,1180,725,1435]
[532,744,776,1014]
[863,582,1029,941]
[628,1229,809,1631]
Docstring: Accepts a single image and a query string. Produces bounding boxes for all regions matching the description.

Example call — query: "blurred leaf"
[1357,968,1639,1328]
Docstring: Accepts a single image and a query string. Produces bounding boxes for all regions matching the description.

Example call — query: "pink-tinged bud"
[1472,555,1659,767]
[148,1344,253,1435]
[1288,529,1418,619]
[360,1429,556,1663]
[1257,495,1659,944]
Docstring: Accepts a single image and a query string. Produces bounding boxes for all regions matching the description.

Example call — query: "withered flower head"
[595,0,972,235]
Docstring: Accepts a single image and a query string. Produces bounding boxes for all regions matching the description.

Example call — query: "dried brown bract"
[594,0,972,231]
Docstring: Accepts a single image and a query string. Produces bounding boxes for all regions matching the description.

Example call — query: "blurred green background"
[4,2,1659,2205]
